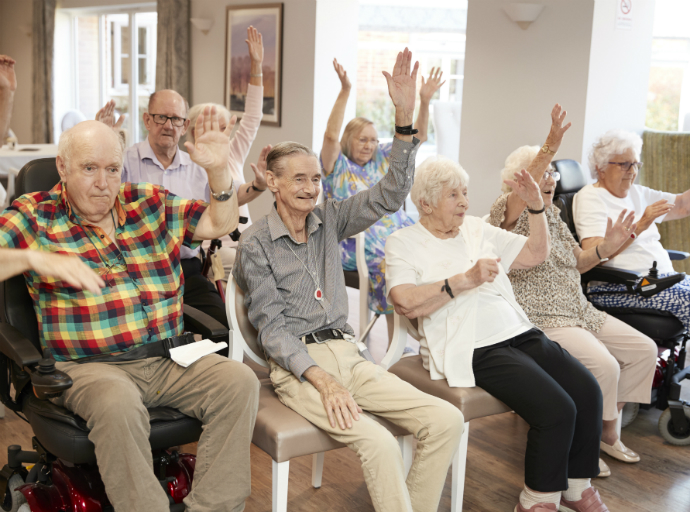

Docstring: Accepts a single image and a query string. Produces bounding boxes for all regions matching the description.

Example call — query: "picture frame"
[224,3,284,127]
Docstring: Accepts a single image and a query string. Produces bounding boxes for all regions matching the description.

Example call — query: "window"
[54,5,157,145]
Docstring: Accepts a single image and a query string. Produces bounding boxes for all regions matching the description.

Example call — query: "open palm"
[382,48,419,116]
[505,169,542,206]
[184,106,236,175]
[246,26,263,63]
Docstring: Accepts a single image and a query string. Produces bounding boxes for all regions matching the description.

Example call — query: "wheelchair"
[0,158,228,511]
[553,159,690,445]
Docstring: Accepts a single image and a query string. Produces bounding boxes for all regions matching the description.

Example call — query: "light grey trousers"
[53,354,260,512]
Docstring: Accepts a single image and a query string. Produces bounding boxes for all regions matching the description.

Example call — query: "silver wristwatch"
[210,182,235,202]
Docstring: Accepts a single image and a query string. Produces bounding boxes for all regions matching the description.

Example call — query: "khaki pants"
[544,315,657,421]
[269,339,464,512]
[53,354,260,512]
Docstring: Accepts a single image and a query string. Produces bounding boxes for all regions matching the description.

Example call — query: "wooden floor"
[1,287,689,511]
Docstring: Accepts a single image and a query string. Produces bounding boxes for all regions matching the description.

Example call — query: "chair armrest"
[668,250,690,261]
[581,265,640,285]
[0,323,41,367]
[183,305,227,338]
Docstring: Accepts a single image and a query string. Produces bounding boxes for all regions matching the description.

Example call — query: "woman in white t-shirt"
[573,129,690,331]
[386,157,609,512]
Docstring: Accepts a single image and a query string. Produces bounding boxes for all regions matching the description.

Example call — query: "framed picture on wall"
[224,3,284,127]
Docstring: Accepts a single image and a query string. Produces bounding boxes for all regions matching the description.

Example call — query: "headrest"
[14,158,60,199]
[553,159,587,195]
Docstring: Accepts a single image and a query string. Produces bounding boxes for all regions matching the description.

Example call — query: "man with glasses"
[98,88,232,329]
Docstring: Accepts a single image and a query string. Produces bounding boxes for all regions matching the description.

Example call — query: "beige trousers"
[543,315,657,421]
[269,339,464,512]
[53,354,260,512]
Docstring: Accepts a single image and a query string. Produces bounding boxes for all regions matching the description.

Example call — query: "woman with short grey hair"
[491,116,657,476]
[386,140,610,511]
[573,129,690,337]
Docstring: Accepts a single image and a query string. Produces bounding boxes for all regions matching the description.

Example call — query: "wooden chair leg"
[398,434,414,477]
[272,459,290,512]
[451,421,470,512]
[311,452,324,489]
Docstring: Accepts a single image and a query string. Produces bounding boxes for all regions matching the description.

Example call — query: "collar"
[59,182,126,227]
[141,136,192,171]
[268,203,322,242]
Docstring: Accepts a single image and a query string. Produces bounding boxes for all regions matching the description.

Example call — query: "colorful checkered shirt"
[0,182,207,361]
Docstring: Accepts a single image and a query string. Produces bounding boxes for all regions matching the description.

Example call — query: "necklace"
[284,236,323,301]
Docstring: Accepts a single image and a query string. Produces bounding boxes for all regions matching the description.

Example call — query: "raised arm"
[95,99,126,130]
[321,59,351,176]
[574,209,637,273]
[237,144,271,207]
[413,67,444,144]
[185,106,240,240]
[502,104,571,230]
[0,55,17,141]
[665,188,690,221]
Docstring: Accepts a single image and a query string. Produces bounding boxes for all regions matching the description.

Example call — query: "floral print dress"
[322,142,414,314]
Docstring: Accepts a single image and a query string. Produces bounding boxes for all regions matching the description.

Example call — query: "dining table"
[0,143,58,207]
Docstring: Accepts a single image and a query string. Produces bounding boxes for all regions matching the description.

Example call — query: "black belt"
[303,328,346,345]
[75,332,197,364]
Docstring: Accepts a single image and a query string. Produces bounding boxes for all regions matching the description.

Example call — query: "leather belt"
[74,332,197,364]
[302,328,346,345]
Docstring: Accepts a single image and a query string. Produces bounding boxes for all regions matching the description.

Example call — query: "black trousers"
[472,328,603,492]
[181,257,229,329]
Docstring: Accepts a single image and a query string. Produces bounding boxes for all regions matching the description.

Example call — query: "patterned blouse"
[489,193,607,332]
[321,142,414,314]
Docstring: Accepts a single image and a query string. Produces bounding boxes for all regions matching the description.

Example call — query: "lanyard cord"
[283,236,320,290]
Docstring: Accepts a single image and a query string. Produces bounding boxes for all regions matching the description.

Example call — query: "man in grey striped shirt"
[233,49,463,512]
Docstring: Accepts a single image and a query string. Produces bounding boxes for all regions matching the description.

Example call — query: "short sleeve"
[573,186,608,240]
[637,185,677,223]
[321,151,348,199]
[0,198,40,249]
[482,222,528,272]
[488,193,510,227]
[385,230,419,296]
[162,188,208,249]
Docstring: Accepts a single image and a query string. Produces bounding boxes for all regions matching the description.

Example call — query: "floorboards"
[1,287,688,511]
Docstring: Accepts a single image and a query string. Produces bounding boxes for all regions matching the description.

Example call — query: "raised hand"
[545,104,571,151]
[0,55,16,92]
[95,100,126,130]
[504,169,543,209]
[638,199,674,232]
[600,209,637,255]
[245,25,263,64]
[27,250,105,295]
[184,106,236,176]
[249,144,272,190]
[419,67,445,103]
[465,258,502,287]
[382,48,419,125]
[333,58,351,91]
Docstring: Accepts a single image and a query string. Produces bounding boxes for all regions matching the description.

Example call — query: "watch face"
[213,190,233,201]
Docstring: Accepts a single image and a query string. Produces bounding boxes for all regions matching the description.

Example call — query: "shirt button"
[142,300,148,306]
[118,255,123,259]
[403,150,408,154]
[100,235,104,239]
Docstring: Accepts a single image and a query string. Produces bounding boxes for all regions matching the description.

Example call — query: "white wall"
[459,0,595,217]
[581,0,656,173]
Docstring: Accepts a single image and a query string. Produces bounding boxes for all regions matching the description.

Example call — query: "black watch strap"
[441,278,454,299]
[527,205,546,214]
[395,124,419,135]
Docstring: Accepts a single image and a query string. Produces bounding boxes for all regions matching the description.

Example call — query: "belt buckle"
[314,332,327,344]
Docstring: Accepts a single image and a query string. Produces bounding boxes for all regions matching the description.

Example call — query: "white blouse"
[385,216,532,388]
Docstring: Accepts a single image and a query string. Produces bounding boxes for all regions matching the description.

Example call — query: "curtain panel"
[32,0,55,144]
[640,130,690,273]
[156,0,191,102]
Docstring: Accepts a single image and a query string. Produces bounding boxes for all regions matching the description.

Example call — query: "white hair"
[186,103,232,143]
[500,145,542,194]
[588,129,642,179]
[411,156,469,215]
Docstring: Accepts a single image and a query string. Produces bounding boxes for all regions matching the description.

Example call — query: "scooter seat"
[596,307,685,346]
[23,395,202,464]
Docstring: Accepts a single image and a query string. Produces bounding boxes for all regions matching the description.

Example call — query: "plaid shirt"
[0,182,207,361]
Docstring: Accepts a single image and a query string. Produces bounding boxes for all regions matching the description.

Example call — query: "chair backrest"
[226,276,269,368]
[553,159,588,240]
[13,158,60,202]
[380,313,420,369]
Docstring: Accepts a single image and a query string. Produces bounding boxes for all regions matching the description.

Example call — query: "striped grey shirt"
[233,137,419,380]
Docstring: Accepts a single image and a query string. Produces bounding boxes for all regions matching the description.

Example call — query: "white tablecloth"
[0,144,58,206]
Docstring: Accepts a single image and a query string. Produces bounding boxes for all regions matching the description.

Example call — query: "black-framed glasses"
[608,161,643,172]
[149,113,187,127]
[543,169,561,182]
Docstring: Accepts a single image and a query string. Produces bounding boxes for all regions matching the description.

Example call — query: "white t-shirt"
[385,216,532,388]
[572,183,677,274]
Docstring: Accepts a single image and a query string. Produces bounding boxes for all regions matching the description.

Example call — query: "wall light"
[503,3,545,30]
[190,18,214,35]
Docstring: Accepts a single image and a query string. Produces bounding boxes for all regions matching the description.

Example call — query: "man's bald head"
[58,121,123,174]
[148,89,189,116]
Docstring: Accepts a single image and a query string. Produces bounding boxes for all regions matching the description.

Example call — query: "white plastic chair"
[226,276,413,512]
[343,232,380,343]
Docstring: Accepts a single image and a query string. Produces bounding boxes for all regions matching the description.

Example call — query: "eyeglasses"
[356,137,379,146]
[149,113,187,127]
[543,169,560,182]
[608,161,643,172]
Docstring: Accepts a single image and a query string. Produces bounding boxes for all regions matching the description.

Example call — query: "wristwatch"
[541,144,556,155]
[210,182,235,202]
[595,245,609,263]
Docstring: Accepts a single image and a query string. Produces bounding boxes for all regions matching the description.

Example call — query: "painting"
[224,3,283,126]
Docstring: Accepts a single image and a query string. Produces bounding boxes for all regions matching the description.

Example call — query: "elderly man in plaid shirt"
[0,113,259,512]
